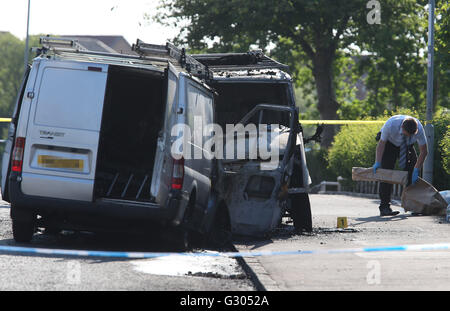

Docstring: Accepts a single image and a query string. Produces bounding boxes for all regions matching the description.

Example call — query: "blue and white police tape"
[0,242,450,259]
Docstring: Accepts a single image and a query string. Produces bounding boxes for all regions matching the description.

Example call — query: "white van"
[1,38,216,245]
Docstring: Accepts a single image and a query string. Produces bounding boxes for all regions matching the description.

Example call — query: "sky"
[0,0,177,45]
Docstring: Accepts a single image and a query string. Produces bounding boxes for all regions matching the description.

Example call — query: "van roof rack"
[192,51,289,72]
[35,36,171,70]
[132,39,213,81]
[34,36,213,80]
[39,36,87,51]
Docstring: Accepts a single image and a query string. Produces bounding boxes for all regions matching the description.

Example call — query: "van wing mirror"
[303,124,323,144]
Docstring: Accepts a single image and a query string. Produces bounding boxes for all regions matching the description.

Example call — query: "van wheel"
[207,203,232,249]
[12,219,35,243]
[290,193,312,233]
[44,226,61,235]
[172,226,203,251]
[173,200,201,251]
[171,227,189,251]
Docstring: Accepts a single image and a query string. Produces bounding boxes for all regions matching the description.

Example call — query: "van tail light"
[171,157,184,190]
[12,137,26,173]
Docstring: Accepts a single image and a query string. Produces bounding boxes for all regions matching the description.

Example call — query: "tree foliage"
[154,0,443,148]
[0,33,40,118]
[0,32,25,118]
[434,0,450,110]
[0,33,40,156]
[432,110,450,190]
[328,108,450,190]
[155,0,370,146]
[441,125,450,175]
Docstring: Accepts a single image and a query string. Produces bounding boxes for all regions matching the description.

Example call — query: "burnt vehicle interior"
[94,65,166,201]
[213,82,291,128]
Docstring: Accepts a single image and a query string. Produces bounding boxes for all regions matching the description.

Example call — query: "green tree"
[432,110,450,190]
[0,33,41,155]
[155,0,426,148]
[434,0,450,110]
[348,0,449,116]
[0,32,25,118]
[328,109,450,190]
[0,33,40,118]
[441,125,450,175]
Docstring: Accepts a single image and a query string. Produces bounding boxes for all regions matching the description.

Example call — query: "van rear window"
[34,67,107,131]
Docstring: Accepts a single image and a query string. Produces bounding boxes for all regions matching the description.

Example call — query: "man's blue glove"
[412,168,419,184]
[373,162,381,174]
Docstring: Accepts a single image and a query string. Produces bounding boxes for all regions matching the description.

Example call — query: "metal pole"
[24,0,31,72]
[423,0,435,184]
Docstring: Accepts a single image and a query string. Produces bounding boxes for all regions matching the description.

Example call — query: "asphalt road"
[234,194,450,290]
[0,199,255,291]
[2,194,449,291]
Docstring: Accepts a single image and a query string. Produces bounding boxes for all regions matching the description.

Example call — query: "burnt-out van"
[1,38,216,245]
[192,51,316,237]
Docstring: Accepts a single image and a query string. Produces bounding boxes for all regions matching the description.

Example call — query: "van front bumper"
[8,176,180,229]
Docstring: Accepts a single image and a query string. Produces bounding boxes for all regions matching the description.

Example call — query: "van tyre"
[12,219,35,243]
[208,204,232,249]
[172,196,203,251]
[10,205,36,243]
[44,226,61,235]
[290,193,312,233]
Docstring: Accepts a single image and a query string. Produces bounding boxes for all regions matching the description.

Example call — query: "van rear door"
[151,63,179,203]
[1,67,31,201]
[21,60,108,201]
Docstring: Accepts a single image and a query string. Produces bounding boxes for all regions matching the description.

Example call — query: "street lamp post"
[24,0,31,72]
[423,0,435,184]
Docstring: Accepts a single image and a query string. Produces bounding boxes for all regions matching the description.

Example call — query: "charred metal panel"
[218,162,284,237]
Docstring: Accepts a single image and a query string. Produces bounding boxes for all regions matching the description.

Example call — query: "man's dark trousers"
[379,140,417,209]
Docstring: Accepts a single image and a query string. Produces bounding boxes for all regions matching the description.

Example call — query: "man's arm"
[415,144,428,169]
[376,139,386,163]
[373,139,386,174]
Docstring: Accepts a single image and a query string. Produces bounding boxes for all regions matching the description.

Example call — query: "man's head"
[401,117,418,136]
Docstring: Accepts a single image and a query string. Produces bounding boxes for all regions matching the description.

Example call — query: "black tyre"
[171,224,203,251]
[12,219,35,243]
[172,195,203,251]
[44,226,61,235]
[290,193,312,233]
[171,227,190,251]
[207,203,232,249]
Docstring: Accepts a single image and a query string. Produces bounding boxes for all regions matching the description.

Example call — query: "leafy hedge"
[441,125,450,175]
[326,109,450,190]
[326,119,384,182]
[433,111,450,190]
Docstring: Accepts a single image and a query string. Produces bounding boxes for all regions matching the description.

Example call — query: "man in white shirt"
[372,115,428,216]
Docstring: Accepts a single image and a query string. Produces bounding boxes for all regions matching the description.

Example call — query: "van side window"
[202,94,214,139]
[186,84,199,133]
[164,70,178,134]
[186,82,213,144]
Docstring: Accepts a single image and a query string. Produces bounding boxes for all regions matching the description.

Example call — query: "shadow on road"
[0,228,206,262]
[352,214,409,225]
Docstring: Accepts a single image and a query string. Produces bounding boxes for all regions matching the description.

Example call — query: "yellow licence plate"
[38,155,84,171]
